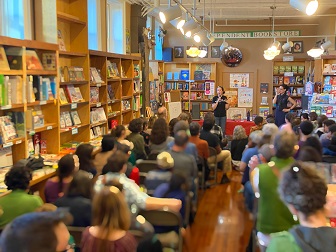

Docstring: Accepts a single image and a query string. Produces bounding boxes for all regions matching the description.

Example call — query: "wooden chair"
[138,209,183,252]
[207,147,219,186]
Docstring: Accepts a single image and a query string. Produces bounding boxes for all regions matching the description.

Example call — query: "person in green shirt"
[0,165,43,227]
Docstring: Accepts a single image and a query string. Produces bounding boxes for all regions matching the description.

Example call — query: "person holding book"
[273,84,297,127]
[211,86,229,134]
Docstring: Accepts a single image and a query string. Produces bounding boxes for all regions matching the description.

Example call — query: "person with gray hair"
[267,161,336,252]
[157,106,167,120]
[251,131,299,250]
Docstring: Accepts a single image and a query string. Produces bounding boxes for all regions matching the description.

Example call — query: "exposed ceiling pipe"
[215,23,319,27]
[215,34,336,39]
[211,13,336,19]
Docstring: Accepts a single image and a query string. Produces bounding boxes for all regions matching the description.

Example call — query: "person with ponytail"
[44,154,79,203]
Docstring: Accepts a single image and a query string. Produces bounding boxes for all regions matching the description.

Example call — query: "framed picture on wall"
[199,46,208,58]
[293,41,303,53]
[174,46,184,58]
[211,46,221,58]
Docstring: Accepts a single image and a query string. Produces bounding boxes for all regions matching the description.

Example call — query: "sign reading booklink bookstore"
[214,30,300,39]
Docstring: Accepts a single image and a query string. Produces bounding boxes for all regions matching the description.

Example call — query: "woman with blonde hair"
[81,186,137,252]
[231,125,248,167]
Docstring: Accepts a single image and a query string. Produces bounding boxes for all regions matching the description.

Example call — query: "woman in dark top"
[273,84,296,127]
[54,170,93,227]
[126,118,147,160]
[75,144,97,177]
[231,125,248,167]
[211,86,229,134]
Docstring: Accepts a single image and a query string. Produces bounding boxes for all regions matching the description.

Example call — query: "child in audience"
[267,161,336,251]
[45,154,79,203]
[54,170,93,227]
[0,165,43,227]
[75,143,97,176]
[250,116,264,133]
[81,186,137,252]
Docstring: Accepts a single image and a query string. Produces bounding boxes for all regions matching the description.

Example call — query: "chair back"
[136,160,158,173]
[67,226,85,247]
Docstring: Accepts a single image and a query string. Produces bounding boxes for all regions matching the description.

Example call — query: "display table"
[195,119,255,136]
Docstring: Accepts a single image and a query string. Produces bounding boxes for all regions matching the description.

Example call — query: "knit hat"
[119,139,134,150]
[157,152,174,169]
[299,121,314,136]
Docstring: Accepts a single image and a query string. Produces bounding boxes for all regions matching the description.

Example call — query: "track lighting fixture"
[159,5,182,24]
[321,40,332,50]
[307,47,324,58]
[289,0,318,16]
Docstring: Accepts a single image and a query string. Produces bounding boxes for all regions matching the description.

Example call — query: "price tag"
[97,83,101,87]
[283,56,294,62]
[40,100,47,105]
[284,72,294,77]
[15,140,22,145]
[3,142,13,148]
[72,128,78,135]
[1,105,12,110]
[71,103,77,109]
[46,125,53,130]
[96,102,101,107]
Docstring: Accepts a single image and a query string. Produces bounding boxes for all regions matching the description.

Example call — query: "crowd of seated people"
[2,107,336,252]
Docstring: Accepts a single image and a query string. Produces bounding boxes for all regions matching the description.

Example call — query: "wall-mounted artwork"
[229,73,249,88]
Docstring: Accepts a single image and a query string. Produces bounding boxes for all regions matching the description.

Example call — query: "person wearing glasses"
[212,86,229,135]
[273,84,296,127]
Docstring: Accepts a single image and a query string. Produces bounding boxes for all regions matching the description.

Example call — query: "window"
[0,0,32,39]
[88,0,102,50]
[107,0,125,54]
[147,16,153,60]
[154,19,163,60]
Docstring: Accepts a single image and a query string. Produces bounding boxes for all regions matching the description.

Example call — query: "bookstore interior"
[0,1,336,197]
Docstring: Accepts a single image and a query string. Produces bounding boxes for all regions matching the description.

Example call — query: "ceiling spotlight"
[307,47,324,58]
[159,5,182,24]
[186,26,202,38]
[289,0,318,16]
[183,19,198,33]
[193,30,208,44]
[321,40,332,50]
[282,40,294,52]
[170,17,185,30]
[186,46,200,57]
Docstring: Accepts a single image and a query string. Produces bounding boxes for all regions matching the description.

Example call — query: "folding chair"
[138,209,183,252]
[135,159,158,193]
[207,147,219,186]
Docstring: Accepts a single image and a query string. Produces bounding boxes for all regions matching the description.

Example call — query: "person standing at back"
[212,86,229,134]
[273,84,296,127]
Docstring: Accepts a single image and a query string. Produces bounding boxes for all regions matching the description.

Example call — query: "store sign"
[214,30,300,39]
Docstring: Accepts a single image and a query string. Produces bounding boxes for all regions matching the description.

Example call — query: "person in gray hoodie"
[267,161,336,252]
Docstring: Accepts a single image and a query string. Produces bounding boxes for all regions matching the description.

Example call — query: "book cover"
[260,83,269,93]
[324,76,331,85]
[90,110,99,124]
[273,65,279,74]
[26,50,43,70]
[57,29,66,51]
[180,70,189,80]
[173,72,179,80]
[0,147,13,168]
[63,111,73,127]
[285,66,292,72]
[90,87,99,103]
[27,75,35,103]
[59,88,68,104]
[194,71,203,80]
[298,66,305,74]
[323,64,331,74]
[0,46,10,70]
[32,75,42,101]
[166,72,173,80]
[332,64,336,73]
[90,67,104,84]
[60,114,66,129]
[74,87,84,102]
[203,71,211,80]
[289,76,296,85]
[296,76,303,85]
[107,85,115,101]
[259,107,270,117]
[65,85,79,103]
[70,111,81,125]
[284,76,290,85]
[291,66,298,73]
[278,76,284,85]
[133,64,140,78]
[279,66,285,74]
[42,53,56,70]
[92,107,107,122]
[5,47,23,70]
[0,116,17,143]
[273,76,279,85]
[74,67,85,81]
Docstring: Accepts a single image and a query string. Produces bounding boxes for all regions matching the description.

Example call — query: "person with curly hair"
[149,118,174,153]
[267,161,336,251]
[0,165,43,227]
[231,125,248,167]
[126,118,147,160]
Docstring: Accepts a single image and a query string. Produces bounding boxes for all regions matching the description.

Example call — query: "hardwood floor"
[185,171,253,252]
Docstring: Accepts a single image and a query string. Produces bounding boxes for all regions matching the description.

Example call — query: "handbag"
[26,155,44,170]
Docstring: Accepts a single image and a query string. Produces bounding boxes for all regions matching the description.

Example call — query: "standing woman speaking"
[212,86,229,134]
[273,84,296,127]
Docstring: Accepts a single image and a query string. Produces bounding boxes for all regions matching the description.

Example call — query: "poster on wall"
[225,90,238,107]
[168,102,182,120]
[204,80,215,95]
[238,88,253,107]
[230,73,249,88]
[227,108,247,120]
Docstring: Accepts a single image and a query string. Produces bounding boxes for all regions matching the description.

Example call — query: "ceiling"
[150,0,336,21]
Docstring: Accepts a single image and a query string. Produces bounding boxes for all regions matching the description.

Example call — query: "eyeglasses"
[58,244,76,252]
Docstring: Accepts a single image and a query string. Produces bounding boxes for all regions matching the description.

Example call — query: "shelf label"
[1,105,12,110]
[46,126,53,130]
[72,128,78,135]
[3,142,13,148]
[97,83,101,87]
[40,100,47,105]
[284,72,294,77]
[283,56,294,62]
[96,102,101,107]
[15,140,22,145]
[71,103,77,109]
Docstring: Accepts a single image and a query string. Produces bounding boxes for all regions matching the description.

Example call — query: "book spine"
[7,79,12,105]
[3,76,9,106]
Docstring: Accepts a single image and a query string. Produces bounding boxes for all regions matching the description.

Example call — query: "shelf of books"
[89,50,141,133]
[310,56,336,119]
[162,62,216,119]
[272,60,309,114]
[57,0,90,151]
[149,60,164,114]
[0,36,59,167]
